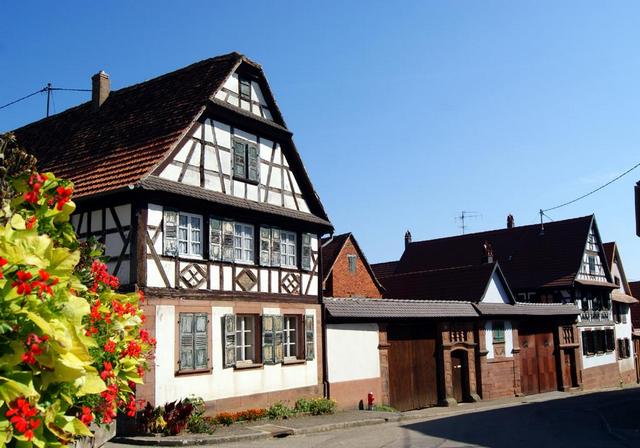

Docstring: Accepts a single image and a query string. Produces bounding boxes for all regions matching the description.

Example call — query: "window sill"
[234,362,263,371]
[232,176,260,186]
[175,368,212,377]
[282,358,306,366]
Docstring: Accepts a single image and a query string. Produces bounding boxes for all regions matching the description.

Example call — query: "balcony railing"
[562,326,575,344]
[580,309,612,322]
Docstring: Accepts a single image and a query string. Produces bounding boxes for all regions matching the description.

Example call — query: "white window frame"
[234,223,254,264]
[177,212,203,258]
[235,315,256,364]
[283,315,299,360]
[280,231,297,267]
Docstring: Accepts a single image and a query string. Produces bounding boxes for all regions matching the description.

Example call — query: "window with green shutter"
[163,209,179,256]
[232,138,259,183]
[305,315,315,361]
[178,312,209,372]
[302,234,313,271]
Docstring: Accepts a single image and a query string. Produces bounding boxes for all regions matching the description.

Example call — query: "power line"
[542,160,640,213]
[0,84,91,116]
[0,88,46,110]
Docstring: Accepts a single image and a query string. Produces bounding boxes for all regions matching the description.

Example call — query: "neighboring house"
[603,242,637,384]
[13,53,333,411]
[321,233,385,409]
[324,234,577,411]
[376,215,624,392]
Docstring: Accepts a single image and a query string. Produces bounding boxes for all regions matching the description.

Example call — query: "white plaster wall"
[615,306,635,372]
[481,273,511,304]
[580,327,617,369]
[484,320,513,359]
[326,323,380,383]
[154,305,319,406]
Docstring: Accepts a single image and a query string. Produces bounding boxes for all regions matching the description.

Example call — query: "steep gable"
[12,53,241,198]
[321,233,384,298]
[396,215,597,290]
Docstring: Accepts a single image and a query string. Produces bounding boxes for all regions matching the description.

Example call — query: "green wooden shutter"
[262,315,276,364]
[260,227,271,266]
[222,220,234,262]
[194,313,209,369]
[301,233,312,271]
[179,313,194,370]
[270,229,281,267]
[223,314,236,368]
[210,218,222,260]
[163,209,179,256]
[248,144,259,182]
[233,141,246,178]
[274,315,284,363]
[305,315,315,360]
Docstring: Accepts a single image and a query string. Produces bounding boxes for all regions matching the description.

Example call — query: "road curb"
[110,417,391,446]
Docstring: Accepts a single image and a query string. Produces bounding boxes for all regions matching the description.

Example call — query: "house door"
[451,350,469,403]
[519,324,558,395]
[388,324,438,411]
[562,349,578,388]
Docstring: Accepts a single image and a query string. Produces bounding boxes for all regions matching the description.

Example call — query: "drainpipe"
[320,231,332,399]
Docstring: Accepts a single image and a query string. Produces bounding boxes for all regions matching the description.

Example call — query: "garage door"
[387,324,438,411]
[519,325,557,395]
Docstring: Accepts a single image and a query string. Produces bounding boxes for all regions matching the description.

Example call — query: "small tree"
[0,133,154,447]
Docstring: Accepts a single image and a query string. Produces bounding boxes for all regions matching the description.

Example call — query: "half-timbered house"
[378,215,623,393]
[13,52,333,411]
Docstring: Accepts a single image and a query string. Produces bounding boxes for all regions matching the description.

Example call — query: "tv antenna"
[455,211,481,234]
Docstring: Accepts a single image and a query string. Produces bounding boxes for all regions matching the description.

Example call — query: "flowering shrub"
[213,408,266,426]
[0,134,155,447]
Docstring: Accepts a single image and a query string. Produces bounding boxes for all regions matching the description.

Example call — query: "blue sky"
[2,1,640,277]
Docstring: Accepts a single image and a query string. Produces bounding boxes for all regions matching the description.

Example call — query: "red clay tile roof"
[324,297,479,319]
[13,53,241,198]
[380,263,499,302]
[371,261,399,279]
[395,215,596,290]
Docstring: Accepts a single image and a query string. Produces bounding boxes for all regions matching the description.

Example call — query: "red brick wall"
[481,359,518,400]
[582,363,621,390]
[326,238,382,298]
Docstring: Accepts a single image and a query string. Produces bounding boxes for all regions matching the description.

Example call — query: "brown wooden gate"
[519,324,558,395]
[387,324,438,411]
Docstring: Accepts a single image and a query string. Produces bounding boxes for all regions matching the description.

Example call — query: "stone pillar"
[377,322,391,405]
[511,323,523,396]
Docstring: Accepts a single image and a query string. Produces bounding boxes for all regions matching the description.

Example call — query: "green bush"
[373,404,397,412]
[307,398,336,416]
[267,402,293,420]
[293,398,311,414]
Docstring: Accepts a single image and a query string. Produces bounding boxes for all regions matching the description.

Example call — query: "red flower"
[138,290,145,304]
[54,186,73,210]
[0,257,7,279]
[79,406,93,426]
[104,339,116,353]
[100,361,114,381]
[22,333,48,365]
[5,398,40,441]
[11,270,33,295]
[126,397,137,417]
[122,340,141,359]
[25,216,37,230]
[90,260,120,292]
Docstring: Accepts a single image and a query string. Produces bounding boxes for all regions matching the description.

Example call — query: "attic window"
[232,138,259,183]
[239,77,251,101]
[347,254,357,273]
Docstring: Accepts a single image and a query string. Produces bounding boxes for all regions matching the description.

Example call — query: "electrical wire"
[0,86,91,112]
[542,161,640,213]
[0,88,46,110]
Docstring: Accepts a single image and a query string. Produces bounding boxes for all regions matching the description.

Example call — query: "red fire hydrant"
[367,392,375,410]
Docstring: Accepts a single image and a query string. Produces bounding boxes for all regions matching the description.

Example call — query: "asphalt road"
[222,388,640,448]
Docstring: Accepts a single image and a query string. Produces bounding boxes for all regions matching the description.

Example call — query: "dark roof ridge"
[383,263,495,278]
[12,52,243,133]
[324,297,475,304]
[408,214,594,247]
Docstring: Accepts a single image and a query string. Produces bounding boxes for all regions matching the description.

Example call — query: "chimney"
[404,230,412,249]
[507,214,514,229]
[91,71,110,110]
[482,241,494,264]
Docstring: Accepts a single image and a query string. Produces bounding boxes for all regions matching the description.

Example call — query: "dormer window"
[232,138,259,183]
[239,77,251,101]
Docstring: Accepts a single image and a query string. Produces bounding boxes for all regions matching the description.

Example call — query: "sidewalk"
[107,386,638,447]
